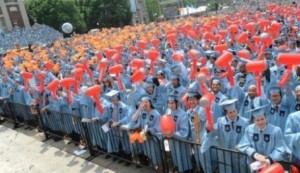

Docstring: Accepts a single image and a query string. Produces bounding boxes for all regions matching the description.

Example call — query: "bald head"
[247,85,257,99]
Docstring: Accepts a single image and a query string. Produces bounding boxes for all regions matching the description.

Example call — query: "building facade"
[0,0,30,32]
[129,0,150,25]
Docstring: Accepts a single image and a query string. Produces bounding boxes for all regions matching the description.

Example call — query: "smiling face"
[188,97,198,109]
[167,100,177,111]
[254,115,267,130]
[211,80,221,93]
[270,92,281,105]
[247,85,257,99]
[226,109,237,121]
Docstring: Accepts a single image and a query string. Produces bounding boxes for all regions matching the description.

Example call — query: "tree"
[25,0,87,33]
[88,0,132,29]
[183,0,199,7]
[145,0,160,22]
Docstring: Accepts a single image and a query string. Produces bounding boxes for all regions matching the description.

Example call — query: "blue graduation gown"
[107,101,131,154]
[238,123,286,163]
[187,105,209,172]
[90,98,110,149]
[129,109,162,164]
[12,85,33,105]
[265,103,290,131]
[239,96,268,121]
[166,108,192,172]
[284,111,300,163]
[234,73,255,92]
[202,116,249,173]
[212,92,227,123]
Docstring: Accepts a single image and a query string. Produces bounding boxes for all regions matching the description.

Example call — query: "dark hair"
[152,77,160,86]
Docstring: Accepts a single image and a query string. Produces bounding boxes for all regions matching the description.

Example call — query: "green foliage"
[145,0,160,22]
[25,0,87,33]
[207,0,218,11]
[25,0,132,32]
[183,0,198,7]
[88,0,132,29]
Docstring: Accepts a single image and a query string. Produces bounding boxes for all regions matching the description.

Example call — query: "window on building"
[9,6,18,12]
[0,17,6,30]
[4,0,18,3]
[0,7,2,15]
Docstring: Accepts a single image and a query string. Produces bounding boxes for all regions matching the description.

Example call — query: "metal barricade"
[2,102,297,172]
[8,102,39,128]
[40,110,84,145]
[162,137,250,173]
[0,98,12,119]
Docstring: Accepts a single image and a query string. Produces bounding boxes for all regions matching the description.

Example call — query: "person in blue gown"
[284,111,300,164]
[164,95,192,173]
[265,87,290,131]
[202,99,249,173]
[238,105,287,167]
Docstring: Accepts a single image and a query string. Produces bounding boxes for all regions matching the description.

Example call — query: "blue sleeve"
[148,113,161,135]
[268,128,286,161]
[237,127,257,157]
[284,115,300,158]
[173,113,190,140]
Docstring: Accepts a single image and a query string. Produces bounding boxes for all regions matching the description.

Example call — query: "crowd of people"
[0,1,300,173]
[0,24,63,53]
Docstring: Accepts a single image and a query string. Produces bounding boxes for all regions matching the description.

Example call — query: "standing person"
[238,105,287,167]
[210,77,227,123]
[284,111,300,168]
[265,87,290,131]
[202,99,249,173]
[164,95,192,173]
[0,73,13,121]
[105,90,131,165]
[186,90,209,172]
[239,85,268,122]
[129,96,162,171]
[10,78,33,128]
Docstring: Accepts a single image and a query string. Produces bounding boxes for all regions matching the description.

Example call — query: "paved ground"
[0,121,154,173]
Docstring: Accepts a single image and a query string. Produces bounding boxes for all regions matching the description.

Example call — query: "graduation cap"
[246,105,268,118]
[187,90,201,99]
[140,95,152,102]
[171,65,182,74]
[170,73,180,80]
[269,86,281,95]
[157,70,164,75]
[288,39,296,44]
[80,86,88,94]
[105,90,120,100]
[167,95,177,102]
[144,81,154,88]
[157,58,167,64]
[210,76,223,85]
[219,99,238,110]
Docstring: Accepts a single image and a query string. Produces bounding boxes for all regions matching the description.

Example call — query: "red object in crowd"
[60,78,75,104]
[199,93,215,132]
[277,53,300,87]
[215,52,235,86]
[246,61,267,96]
[258,163,284,173]
[108,64,124,91]
[73,68,84,94]
[131,70,145,83]
[160,114,175,134]
[98,59,108,83]
[47,79,59,101]
[36,72,45,93]
[20,71,33,92]
[188,49,201,80]
[85,85,104,114]
[148,49,159,75]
